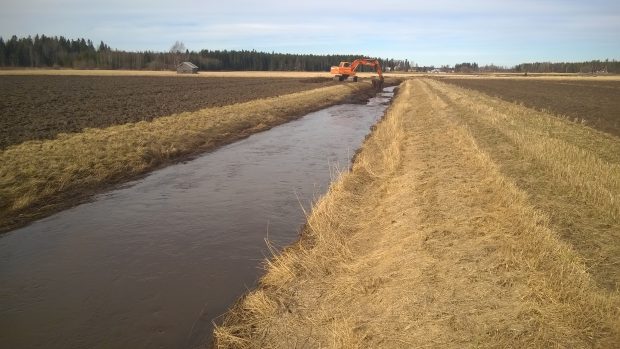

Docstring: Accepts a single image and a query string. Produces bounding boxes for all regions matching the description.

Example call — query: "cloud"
[1,0,619,65]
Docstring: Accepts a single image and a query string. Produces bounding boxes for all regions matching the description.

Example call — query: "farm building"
[177,62,198,74]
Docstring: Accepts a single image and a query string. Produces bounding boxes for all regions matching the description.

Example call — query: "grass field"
[214,78,620,348]
[0,75,338,148]
[0,74,385,232]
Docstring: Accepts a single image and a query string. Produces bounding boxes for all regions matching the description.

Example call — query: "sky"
[1,0,619,66]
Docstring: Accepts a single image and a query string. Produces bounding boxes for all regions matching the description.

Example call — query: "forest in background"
[0,35,411,72]
[0,35,618,73]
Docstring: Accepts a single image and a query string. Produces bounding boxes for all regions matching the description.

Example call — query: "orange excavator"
[330,58,384,88]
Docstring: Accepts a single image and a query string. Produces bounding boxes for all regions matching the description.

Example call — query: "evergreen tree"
[3,34,617,74]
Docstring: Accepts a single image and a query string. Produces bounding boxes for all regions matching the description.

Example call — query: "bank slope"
[0,82,376,232]
[214,79,620,348]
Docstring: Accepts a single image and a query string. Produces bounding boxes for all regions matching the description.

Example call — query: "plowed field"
[0,75,335,148]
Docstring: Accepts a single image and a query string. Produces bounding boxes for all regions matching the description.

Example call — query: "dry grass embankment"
[214,79,620,348]
[0,82,378,232]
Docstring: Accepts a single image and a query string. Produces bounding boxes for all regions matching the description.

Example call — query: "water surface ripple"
[0,87,395,348]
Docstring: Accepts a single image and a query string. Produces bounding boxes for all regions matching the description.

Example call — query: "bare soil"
[438,78,620,136]
[0,75,336,148]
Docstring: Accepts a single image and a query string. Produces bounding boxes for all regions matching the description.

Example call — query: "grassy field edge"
[0,81,384,233]
[212,79,619,348]
[212,79,407,348]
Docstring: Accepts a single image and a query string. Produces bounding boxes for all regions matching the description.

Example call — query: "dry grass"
[422,78,620,289]
[437,78,620,136]
[0,82,375,232]
[213,79,620,348]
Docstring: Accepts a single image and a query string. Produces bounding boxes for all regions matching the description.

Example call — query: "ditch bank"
[0,85,399,349]
[213,79,619,348]
[0,80,399,233]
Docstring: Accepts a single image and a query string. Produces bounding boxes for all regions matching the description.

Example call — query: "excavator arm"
[350,59,384,80]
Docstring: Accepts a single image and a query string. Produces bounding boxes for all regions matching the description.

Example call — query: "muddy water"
[0,86,396,349]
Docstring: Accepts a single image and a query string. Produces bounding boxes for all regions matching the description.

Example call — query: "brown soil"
[438,78,620,136]
[0,76,337,148]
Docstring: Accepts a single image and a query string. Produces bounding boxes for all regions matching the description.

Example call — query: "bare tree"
[170,41,186,69]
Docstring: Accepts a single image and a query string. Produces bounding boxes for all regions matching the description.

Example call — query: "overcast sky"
[1,0,619,66]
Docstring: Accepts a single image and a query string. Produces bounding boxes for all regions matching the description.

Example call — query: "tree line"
[446,60,619,74]
[0,35,411,72]
[1,35,617,74]
[514,60,619,74]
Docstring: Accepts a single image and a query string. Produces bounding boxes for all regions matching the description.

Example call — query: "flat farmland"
[439,77,620,136]
[0,75,336,148]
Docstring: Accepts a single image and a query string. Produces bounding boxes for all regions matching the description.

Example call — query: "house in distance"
[177,61,199,74]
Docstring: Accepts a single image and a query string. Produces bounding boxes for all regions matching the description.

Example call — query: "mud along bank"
[0,80,398,233]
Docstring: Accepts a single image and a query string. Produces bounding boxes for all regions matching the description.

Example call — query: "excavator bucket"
[372,77,384,90]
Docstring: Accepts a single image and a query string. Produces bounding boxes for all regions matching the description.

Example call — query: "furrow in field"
[423,78,620,290]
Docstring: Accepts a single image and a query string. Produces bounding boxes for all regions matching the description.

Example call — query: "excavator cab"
[340,62,350,68]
